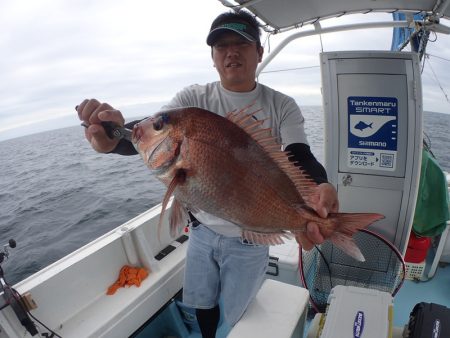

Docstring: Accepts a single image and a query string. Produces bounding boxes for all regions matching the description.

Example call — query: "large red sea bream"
[132,107,384,261]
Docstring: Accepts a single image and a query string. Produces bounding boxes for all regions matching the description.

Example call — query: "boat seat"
[228,279,309,338]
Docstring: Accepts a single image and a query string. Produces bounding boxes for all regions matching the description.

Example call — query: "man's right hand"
[76,99,125,153]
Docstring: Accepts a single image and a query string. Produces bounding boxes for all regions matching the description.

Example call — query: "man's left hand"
[297,183,339,250]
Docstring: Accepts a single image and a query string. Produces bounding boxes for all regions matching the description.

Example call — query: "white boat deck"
[0,204,189,338]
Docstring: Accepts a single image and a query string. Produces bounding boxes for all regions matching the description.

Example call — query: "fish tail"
[327,212,384,262]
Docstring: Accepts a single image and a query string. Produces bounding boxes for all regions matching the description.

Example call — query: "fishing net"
[300,229,405,313]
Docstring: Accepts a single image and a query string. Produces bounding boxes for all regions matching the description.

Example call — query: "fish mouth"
[130,127,140,152]
[131,123,143,145]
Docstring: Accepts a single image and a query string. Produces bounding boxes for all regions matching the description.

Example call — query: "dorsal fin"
[226,106,317,204]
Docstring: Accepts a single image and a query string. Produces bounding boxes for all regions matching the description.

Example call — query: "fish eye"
[153,118,164,131]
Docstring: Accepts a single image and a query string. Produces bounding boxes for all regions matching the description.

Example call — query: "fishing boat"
[1,0,450,337]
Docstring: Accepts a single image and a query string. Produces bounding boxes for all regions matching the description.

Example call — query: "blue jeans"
[183,223,269,325]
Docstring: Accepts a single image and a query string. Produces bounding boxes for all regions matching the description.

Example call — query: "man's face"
[211,32,263,92]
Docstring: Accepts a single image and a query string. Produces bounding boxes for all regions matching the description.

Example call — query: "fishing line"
[426,55,450,104]
[263,31,272,53]
[428,30,438,43]
[427,53,450,62]
[260,65,320,74]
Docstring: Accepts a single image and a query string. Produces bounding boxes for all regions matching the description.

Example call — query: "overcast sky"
[1,0,449,141]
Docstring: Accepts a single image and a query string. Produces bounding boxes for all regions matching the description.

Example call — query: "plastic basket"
[405,261,426,280]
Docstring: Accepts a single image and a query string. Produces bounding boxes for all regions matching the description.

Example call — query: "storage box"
[319,286,393,338]
[267,238,300,286]
[406,302,450,338]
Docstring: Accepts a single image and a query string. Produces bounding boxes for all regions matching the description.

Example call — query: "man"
[77,10,338,338]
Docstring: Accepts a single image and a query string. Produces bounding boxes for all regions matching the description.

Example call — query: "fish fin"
[158,169,187,240]
[325,212,385,261]
[227,107,317,204]
[328,212,385,235]
[328,232,366,262]
[169,198,188,238]
[226,102,260,122]
[242,229,293,246]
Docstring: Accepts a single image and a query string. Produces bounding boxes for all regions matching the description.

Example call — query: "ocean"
[1,108,449,285]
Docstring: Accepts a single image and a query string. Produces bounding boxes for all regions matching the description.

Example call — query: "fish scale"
[133,107,384,261]
[177,134,301,230]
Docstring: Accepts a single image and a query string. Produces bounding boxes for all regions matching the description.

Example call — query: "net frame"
[299,228,405,313]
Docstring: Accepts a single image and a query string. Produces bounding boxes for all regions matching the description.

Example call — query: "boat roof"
[222,0,450,33]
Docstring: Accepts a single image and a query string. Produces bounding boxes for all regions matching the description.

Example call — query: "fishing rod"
[0,239,39,335]
[1,239,63,337]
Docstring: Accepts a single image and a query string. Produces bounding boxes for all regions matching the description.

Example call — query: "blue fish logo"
[354,121,373,131]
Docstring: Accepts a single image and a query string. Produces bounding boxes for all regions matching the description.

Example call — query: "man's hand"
[76,98,125,153]
[297,182,339,250]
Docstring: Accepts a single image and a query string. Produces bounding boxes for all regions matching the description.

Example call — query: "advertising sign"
[347,96,398,171]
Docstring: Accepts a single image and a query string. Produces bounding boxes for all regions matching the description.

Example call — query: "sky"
[1,0,449,141]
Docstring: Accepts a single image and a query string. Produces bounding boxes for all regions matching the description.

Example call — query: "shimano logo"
[353,311,365,338]
[433,319,441,338]
[358,140,387,147]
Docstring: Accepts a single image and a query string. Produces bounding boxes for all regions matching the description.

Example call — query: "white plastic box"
[267,238,301,286]
[319,285,393,338]
[228,279,309,338]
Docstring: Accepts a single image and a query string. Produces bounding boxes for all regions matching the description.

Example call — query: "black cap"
[206,11,261,46]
